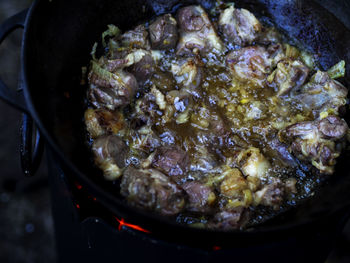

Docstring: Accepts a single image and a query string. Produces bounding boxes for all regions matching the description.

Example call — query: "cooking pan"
[1,0,350,250]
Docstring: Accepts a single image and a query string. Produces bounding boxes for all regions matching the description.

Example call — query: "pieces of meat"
[235,147,271,179]
[92,135,128,180]
[279,116,349,174]
[88,61,138,110]
[268,138,298,167]
[318,115,349,139]
[149,14,178,50]
[182,181,216,212]
[84,108,125,138]
[220,168,248,198]
[120,25,150,50]
[226,46,272,86]
[106,49,153,70]
[129,53,156,85]
[268,59,310,96]
[210,207,248,230]
[254,178,285,209]
[283,116,348,141]
[128,125,162,154]
[219,5,262,46]
[120,167,185,215]
[176,5,223,55]
[152,146,190,182]
[295,70,348,118]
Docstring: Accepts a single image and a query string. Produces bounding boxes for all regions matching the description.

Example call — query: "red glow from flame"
[76,204,80,209]
[75,183,82,190]
[115,217,150,233]
[213,246,221,251]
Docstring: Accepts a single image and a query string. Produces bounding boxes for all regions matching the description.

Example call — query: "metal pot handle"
[0,9,28,112]
[0,9,44,176]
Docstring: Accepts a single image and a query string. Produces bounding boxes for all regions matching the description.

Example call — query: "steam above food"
[84,2,349,230]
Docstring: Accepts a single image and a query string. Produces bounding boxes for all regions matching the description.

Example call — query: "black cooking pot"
[1,0,350,256]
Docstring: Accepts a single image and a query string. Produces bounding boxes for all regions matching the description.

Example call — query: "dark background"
[0,0,349,262]
[0,1,56,263]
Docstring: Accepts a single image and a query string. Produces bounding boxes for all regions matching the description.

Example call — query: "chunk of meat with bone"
[254,178,285,209]
[226,46,272,86]
[171,58,202,90]
[92,135,128,180]
[152,146,190,182]
[88,60,138,110]
[268,59,310,96]
[120,25,150,50]
[295,71,348,118]
[84,108,125,138]
[182,181,216,212]
[120,167,185,215]
[149,14,178,50]
[176,5,223,55]
[219,6,262,46]
[279,116,349,174]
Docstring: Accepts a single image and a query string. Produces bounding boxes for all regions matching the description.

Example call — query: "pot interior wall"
[24,0,350,232]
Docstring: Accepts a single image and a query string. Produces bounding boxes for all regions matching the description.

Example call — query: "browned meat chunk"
[120,167,185,215]
[121,25,150,50]
[295,71,348,117]
[267,59,310,96]
[219,6,262,46]
[92,135,128,180]
[254,178,285,209]
[210,207,248,230]
[318,115,349,139]
[220,168,248,198]
[268,138,297,167]
[176,5,223,55]
[149,14,178,50]
[283,116,348,141]
[226,46,272,86]
[279,116,349,174]
[88,61,138,110]
[152,146,190,181]
[129,53,155,84]
[84,108,125,138]
[182,181,216,212]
